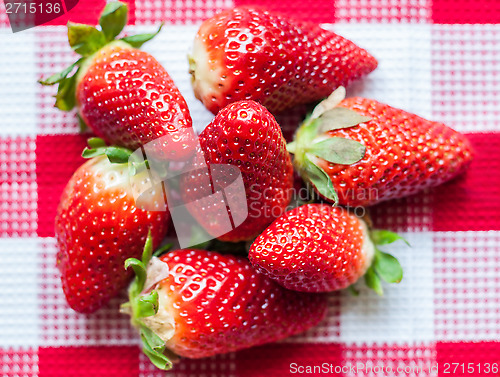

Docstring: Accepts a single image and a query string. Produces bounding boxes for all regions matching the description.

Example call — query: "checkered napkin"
[1,0,499,376]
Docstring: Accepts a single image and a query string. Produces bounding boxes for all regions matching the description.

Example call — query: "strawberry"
[189,6,377,114]
[249,203,405,294]
[55,142,170,313]
[180,100,294,242]
[39,2,194,161]
[122,238,328,369]
[288,87,474,206]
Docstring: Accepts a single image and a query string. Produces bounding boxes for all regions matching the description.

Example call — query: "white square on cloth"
[340,232,435,344]
[0,237,39,346]
[0,30,37,136]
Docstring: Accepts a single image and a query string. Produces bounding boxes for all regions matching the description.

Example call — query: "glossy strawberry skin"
[249,204,372,292]
[77,41,194,160]
[315,98,474,206]
[55,156,170,313]
[181,100,294,242]
[190,7,377,114]
[155,249,327,358]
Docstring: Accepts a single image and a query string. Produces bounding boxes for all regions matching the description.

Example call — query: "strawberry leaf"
[105,146,133,163]
[364,266,383,295]
[310,86,346,119]
[286,141,297,154]
[99,1,128,41]
[54,74,77,111]
[140,326,173,370]
[125,258,147,297]
[373,248,403,284]
[141,230,154,266]
[81,147,104,159]
[38,60,81,85]
[68,22,106,56]
[304,155,338,204]
[297,117,321,145]
[142,347,170,370]
[317,107,371,134]
[123,233,178,371]
[82,145,132,164]
[141,326,166,352]
[121,23,163,48]
[308,137,366,165]
[136,290,159,318]
[371,229,410,246]
[87,137,107,149]
[124,231,155,298]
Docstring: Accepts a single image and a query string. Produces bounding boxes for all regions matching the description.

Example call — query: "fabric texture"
[0,0,499,376]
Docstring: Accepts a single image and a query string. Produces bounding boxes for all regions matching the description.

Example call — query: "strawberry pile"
[40,1,473,370]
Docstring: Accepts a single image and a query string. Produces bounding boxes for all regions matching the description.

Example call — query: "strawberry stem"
[123,232,177,371]
[38,1,163,112]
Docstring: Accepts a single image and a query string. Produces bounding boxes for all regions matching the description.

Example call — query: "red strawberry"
[180,100,294,242]
[39,2,194,161]
[249,203,405,294]
[288,87,474,206]
[189,6,377,114]
[55,148,170,313]
[123,240,327,368]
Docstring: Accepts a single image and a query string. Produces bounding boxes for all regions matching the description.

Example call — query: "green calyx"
[364,229,409,295]
[287,87,370,204]
[82,137,154,178]
[82,137,132,164]
[37,1,163,112]
[122,231,176,370]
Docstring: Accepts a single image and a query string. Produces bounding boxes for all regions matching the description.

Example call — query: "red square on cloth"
[334,0,431,23]
[235,343,343,377]
[432,0,500,24]
[0,136,37,237]
[234,0,335,23]
[38,346,140,377]
[39,0,136,26]
[139,351,238,377]
[134,0,228,25]
[436,341,500,376]
[432,133,500,232]
[36,134,88,237]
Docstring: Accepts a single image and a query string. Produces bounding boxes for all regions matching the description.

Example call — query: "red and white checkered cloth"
[1,0,499,376]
